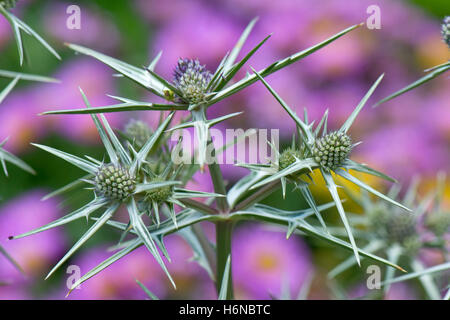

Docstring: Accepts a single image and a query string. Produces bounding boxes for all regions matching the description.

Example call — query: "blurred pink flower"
[232,224,313,299]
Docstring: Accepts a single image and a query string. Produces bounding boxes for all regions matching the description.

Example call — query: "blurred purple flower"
[62,246,166,300]
[349,282,417,300]
[37,58,123,143]
[355,124,449,181]
[62,234,212,299]
[232,224,313,299]
[0,89,47,153]
[151,5,241,78]
[43,2,120,52]
[0,15,11,49]
[136,0,204,24]
[0,190,66,283]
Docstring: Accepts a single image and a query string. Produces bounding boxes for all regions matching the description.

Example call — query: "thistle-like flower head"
[173,58,212,104]
[125,119,152,148]
[425,211,450,237]
[94,164,136,202]
[386,211,417,245]
[144,176,174,204]
[0,0,17,10]
[442,16,450,48]
[278,148,303,171]
[312,131,352,171]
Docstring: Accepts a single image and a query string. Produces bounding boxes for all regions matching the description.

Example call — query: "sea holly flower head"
[312,131,352,171]
[442,16,450,48]
[424,173,450,237]
[173,58,212,104]
[425,211,450,237]
[329,179,448,299]
[144,176,174,204]
[93,164,136,202]
[385,211,418,247]
[124,119,152,148]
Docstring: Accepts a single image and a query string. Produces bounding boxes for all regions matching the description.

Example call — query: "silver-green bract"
[9,89,223,289]
[41,19,363,169]
[0,2,60,65]
[64,197,404,295]
[329,177,449,300]
[241,70,411,266]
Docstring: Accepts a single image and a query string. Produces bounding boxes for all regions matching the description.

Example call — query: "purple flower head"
[173,58,212,104]
[232,224,313,299]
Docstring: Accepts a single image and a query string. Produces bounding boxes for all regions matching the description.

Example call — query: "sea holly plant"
[328,175,450,300]
[236,70,411,265]
[9,90,225,288]
[374,16,450,107]
[41,19,363,169]
[7,18,422,300]
[0,0,60,65]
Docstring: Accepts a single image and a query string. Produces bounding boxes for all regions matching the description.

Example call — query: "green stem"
[192,107,229,212]
[216,220,234,299]
[208,161,229,212]
[234,180,280,211]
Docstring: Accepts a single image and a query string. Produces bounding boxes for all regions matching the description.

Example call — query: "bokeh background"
[0,0,449,299]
